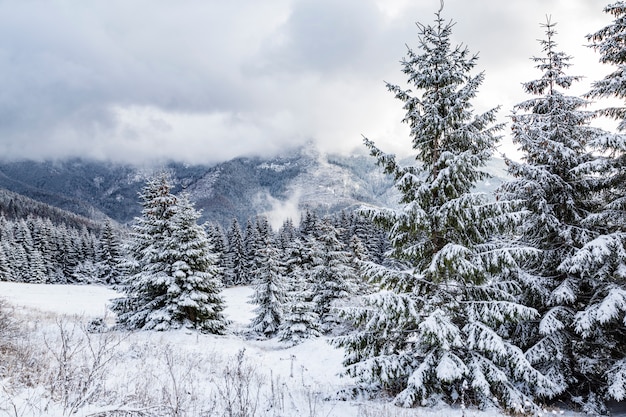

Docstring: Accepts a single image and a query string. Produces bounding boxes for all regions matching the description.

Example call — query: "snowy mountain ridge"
[0,145,510,227]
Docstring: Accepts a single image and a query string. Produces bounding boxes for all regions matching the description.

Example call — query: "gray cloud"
[250,0,386,74]
[0,0,614,164]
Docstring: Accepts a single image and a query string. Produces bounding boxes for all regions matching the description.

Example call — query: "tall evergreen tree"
[255,215,273,243]
[13,219,45,282]
[57,225,81,280]
[334,9,552,411]
[96,221,125,284]
[279,263,320,346]
[587,1,626,243]
[277,219,306,290]
[31,217,58,278]
[276,218,298,252]
[27,248,47,284]
[538,5,626,411]
[0,244,11,282]
[242,219,258,283]
[277,218,321,344]
[207,223,227,271]
[242,217,270,285]
[299,209,319,238]
[112,177,228,333]
[500,19,621,413]
[111,172,179,330]
[308,219,357,333]
[224,219,245,286]
[249,238,287,337]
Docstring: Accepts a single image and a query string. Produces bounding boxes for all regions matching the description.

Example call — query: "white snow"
[222,285,256,324]
[0,281,118,317]
[0,282,584,417]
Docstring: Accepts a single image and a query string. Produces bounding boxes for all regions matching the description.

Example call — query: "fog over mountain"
[0,144,510,229]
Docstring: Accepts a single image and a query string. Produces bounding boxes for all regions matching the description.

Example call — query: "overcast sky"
[0,0,613,165]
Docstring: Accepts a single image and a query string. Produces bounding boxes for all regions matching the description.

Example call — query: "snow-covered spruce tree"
[28,217,56,278]
[500,19,623,413]
[348,234,373,294]
[249,238,287,337]
[299,209,319,238]
[14,219,45,283]
[164,194,228,333]
[224,218,245,286]
[242,219,259,285]
[111,173,228,333]
[245,216,275,287]
[0,245,11,281]
[111,172,178,330]
[308,219,357,334]
[588,2,626,131]
[333,9,554,411]
[279,260,321,345]
[538,5,626,410]
[277,219,321,345]
[587,1,626,247]
[276,218,298,252]
[207,223,228,276]
[96,221,125,284]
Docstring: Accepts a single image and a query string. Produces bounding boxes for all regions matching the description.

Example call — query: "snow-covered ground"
[0,282,583,417]
[0,282,118,317]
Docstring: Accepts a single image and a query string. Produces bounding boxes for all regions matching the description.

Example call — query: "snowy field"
[0,282,583,417]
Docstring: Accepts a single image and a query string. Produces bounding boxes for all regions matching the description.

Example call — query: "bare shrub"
[0,307,345,417]
[0,300,48,417]
[214,349,264,417]
[0,299,28,378]
[0,299,17,346]
[156,344,217,417]
[43,318,126,415]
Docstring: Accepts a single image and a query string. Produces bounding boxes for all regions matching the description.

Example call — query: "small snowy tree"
[224,219,246,286]
[279,263,320,346]
[249,238,287,337]
[277,227,321,345]
[111,172,178,330]
[334,8,553,412]
[164,194,228,333]
[308,219,357,334]
[96,221,125,284]
[111,173,227,333]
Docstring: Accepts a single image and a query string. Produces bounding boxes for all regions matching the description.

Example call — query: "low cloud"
[261,189,303,231]
[0,0,613,164]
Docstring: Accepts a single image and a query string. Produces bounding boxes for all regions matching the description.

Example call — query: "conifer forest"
[2,3,626,416]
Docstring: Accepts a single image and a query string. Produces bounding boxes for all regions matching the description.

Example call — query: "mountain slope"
[0,147,510,227]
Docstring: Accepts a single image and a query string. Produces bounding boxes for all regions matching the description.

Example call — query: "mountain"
[0,146,511,228]
[0,187,103,232]
[0,159,203,225]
